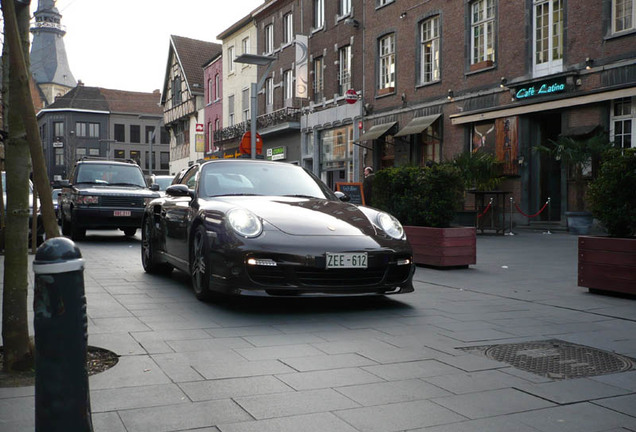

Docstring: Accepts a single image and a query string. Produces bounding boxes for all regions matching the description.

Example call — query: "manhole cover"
[460,339,636,380]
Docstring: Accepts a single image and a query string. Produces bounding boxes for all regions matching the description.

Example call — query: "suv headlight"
[227,208,262,238]
[376,212,405,240]
[76,195,99,205]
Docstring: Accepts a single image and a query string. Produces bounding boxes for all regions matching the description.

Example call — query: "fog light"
[247,258,277,266]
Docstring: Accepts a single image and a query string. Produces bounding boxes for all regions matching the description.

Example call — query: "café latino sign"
[514,77,567,100]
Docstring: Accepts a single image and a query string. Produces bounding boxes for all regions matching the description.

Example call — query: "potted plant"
[534,132,612,234]
[373,163,476,268]
[578,148,636,295]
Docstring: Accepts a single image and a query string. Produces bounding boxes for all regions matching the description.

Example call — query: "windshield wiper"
[109,183,145,187]
[210,193,261,197]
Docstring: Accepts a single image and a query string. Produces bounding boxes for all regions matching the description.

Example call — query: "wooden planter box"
[578,236,636,295]
[405,226,476,268]
[469,59,494,72]
[377,86,395,96]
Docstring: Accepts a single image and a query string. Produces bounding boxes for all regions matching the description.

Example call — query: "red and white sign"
[196,123,204,132]
[345,89,358,104]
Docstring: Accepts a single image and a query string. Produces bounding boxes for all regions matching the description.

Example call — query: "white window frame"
[378,34,395,90]
[340,0,352,16]
[242,88,250,123]
[377,0,394,7]
[215,74,220,101]
[533,0,563,77]
[314,0,325,30]
[314,57,324,102]
[242,37,250,55]
[228,46,235,73]
[283,69,294,101]
[420,16,440,84]
[470,0,496,65]
[228,94,235,127]
[208,78,213,104]
[613,0,635,33]
[283,13,293,45]
[338,45,352,94]
[264,24,274,54]
[611,97,634,149]
[265,77,274,107]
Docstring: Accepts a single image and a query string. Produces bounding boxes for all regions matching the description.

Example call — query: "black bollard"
[33,237,93,432]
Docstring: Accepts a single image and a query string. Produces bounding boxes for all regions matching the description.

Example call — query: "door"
[529,114,562,221]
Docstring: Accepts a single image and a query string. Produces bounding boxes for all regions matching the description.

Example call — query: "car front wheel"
[70,212,85,241]
[191,225,214,301]
[141,216,172,275]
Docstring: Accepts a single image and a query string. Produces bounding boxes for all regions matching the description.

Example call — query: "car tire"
[141,217,172,275]
[60,209,71,236]
[70,212,86,241]
[123,227,137,237]
[191,225,214,301]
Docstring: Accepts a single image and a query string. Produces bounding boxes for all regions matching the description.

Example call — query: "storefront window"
[320,125,353,177]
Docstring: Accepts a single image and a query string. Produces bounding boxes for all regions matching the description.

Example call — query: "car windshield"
[198,162,335,199]
[76,164,146,187]
[153,176,173,191]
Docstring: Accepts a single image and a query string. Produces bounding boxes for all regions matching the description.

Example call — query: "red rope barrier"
[514,200,549,218]
[477,202,492,218]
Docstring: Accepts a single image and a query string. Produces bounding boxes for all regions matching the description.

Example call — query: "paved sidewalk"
[1,230,635,432]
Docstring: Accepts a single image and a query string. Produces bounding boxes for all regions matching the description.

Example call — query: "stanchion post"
[33,237,94,432]
[544,197,552,235]
[505,196,515,236]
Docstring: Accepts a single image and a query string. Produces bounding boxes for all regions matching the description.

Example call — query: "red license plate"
[114,210,131,217]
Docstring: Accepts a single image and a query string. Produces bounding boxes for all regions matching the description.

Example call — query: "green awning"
[394,114,441,137]
[357,121,397,141]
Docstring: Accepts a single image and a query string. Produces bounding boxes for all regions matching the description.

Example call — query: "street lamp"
[234,53,276,159]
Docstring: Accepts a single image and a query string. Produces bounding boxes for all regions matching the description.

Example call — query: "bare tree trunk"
[1,0,34,372]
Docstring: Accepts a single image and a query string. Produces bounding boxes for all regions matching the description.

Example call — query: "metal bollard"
[33,237,93,432]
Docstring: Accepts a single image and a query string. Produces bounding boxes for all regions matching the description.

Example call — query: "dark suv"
[58,158,160,240]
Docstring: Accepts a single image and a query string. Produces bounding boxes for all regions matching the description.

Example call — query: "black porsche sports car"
[141,159,415,300]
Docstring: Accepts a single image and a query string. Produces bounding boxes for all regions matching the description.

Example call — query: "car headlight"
[376,212,404,240]
[227,208,262,238]
[76,195,99,205]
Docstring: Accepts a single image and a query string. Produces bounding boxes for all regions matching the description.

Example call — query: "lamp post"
[234,54,276,159]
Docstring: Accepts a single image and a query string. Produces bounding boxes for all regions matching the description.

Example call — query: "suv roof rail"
[78,156,138,165]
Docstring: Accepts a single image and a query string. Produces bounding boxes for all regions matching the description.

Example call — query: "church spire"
[30,0,76,105]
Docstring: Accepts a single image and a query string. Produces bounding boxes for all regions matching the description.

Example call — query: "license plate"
[114,210,131,217]
[326,252,367,269]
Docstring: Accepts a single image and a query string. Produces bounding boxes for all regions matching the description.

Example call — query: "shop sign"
[52,140,64,148]
[514,78,566,100]
[266,146,286,161]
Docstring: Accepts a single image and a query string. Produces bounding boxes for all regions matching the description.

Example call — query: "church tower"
[30,0,76,106]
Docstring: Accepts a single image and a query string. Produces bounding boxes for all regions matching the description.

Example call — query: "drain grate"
[460,339,636,380]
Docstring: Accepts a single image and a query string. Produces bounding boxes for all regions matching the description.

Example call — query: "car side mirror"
[166,184,194,198]
[150,184,160,191]
[335,191,350,202]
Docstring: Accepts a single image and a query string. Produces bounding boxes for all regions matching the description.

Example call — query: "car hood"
[216,196,378,236]
[77,186,158,197]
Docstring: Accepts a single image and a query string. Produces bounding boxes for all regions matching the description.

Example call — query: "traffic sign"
[345,89,358,104]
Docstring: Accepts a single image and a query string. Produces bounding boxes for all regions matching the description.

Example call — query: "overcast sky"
[31,0,264,93]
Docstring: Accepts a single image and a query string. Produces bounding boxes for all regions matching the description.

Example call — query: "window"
[145,151,156,170]
[76,148,86,159]
[208,78,213,103]
[611,97,634,149]
[130,125,140,143]
[533,0,563,77]
[228,94,235,126]
[377,0,394,7]
[420,16,440,84]
[53,121,64,138]
[265,77,274,107]
[114,149,125,160]
[264,24,274,54]
[283,70,294,101]
[338,45,352,94]
[215,74,220,100]
[130,150,141,165]
[314,0,324,29]
[160,152,170,170]
[55,148,64,166]
[228,46,235,73]
[207,121,214,152]
[613,0,635,33]
[75,122,86,137]
[283,13,293,45]
[471,0,496,65]
[146,126,156,144]
[88,123,99,138]
[378,34,395,90]
[160,127,170,144]
[114,124,125,142]
[172,76,182,105]
[242,37,250,55]
[340,0,352,16]
[242,88,250,122]
[314,57,324,102]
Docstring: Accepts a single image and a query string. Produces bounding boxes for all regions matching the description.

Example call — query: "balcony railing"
[214,107,301,143]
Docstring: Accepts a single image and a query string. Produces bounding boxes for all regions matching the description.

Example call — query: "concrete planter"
[578,236,636,296]
[566,211,594,235]
[404,226,476,268]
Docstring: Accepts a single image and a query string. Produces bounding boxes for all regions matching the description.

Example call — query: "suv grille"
[101,196,145,207]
